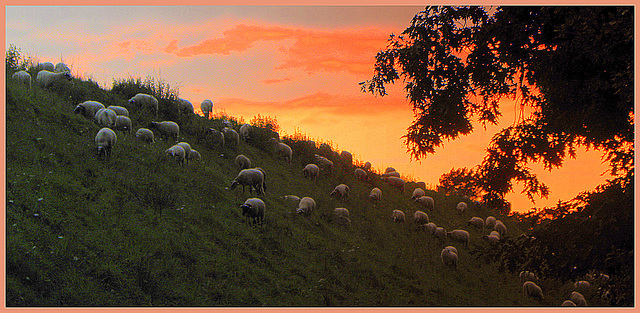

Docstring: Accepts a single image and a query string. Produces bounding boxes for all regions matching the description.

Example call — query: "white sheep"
[482,233,500,244]
[561,300,576,306]
[177,98,194,115]
[385,176,405,193]
[106,105,129,117]
[230,168,265,195]
[11,70,31,89]
[330,184,349,200]
[176,142,192,164]
[36,62,54,71]
[74,101,105,119]
[494,220,507,237]
[235,154,251,170]
[95,127,117,159]
[200,99,213,119]
[296,197,316,214]
[441,246,458,269]
[135,128,155,143]
[165,145,186,165]
[223,127,240,148]
[413,210,429,226]
[54,62,70,73]
[456,202,468,214]
[414,196,434,211]
[302,164,320,180]
[340,150,353,166]
[314,154,333,175]
[268,138,292,162]
[354,168,367,181]
[369,187,382,202]
[520,271,537,284]
[114,115,132,133]
[485,216,497,230]
[489,230,500,238]
[523,281,544,300]
[240,198,265,225]
[334,207,350,218]
[434,227,447,242]
[129,93,158,116]
[189,149,202,162]
[239,123,252,141]
[384,167,396,174]
[149,121,179,141]
[467,217,484,228]
[283,195,301,205]
[570,291,587,306]
[95,108,117,128]
[447,229,470,247]
[391,209,405,223]
[411,188,426,200]
[36,70,72,88]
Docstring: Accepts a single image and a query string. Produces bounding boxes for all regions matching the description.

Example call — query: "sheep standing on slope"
[54,62,70,73]
[385,176,405,193]
[413,210,429,226]
[523,281,544,300]
[106,105,129,117]
[414,196,434,211]
[235,154,251,170]
[176,142,192,164]
[314,154,333,175]
[189,149,202,162]
[223,127,240,149]
[456,202,468,214]
[114,115,132,133]
[574,280,591,293]
[447,229,470,247]
[11,70,31,89]
[149,121,179,141]
[302,164,320,180]
[230,168,266,195]
[434,227,447,242]
[363,162,372,171]
[74,101,105,119]
[354,168,368,181]
[467,217,484,229]
[95,108,117,128]
[424,222,437,235]
[240,198,266,225]
[330,184,350,201]
[485,216,497,230]
[95,128,117,160]
[369,187,382,202]
[177,98,194,115]
[384,167,396,174]
[208,128,225,150]
[268,138,292,162]
[165,145,186,166]
[129,93,159,116]
[570,291,587,306]
[239,124,252,141]
[296,197,316,214]
[411,188,426,200]
[482,233,500,244]
[382,171,401,179]
[340,150,353,167]
[36,70,72,88]
[200,99,213,119]
[333,208,351,226]
[520,271,537,284]
[36,62,55,71]
[494,220,508,237]
[392,210,405,223]
[135,128,154,143]
[441,246,458,269]
[561,300,576,306]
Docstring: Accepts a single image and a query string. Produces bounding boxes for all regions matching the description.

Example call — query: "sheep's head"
[73,104,84,114]
[240,203,254,217]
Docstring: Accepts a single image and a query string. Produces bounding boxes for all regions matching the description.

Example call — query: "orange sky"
[5,5,615,213]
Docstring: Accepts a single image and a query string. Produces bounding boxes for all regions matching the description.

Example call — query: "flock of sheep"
[11,61,602,306]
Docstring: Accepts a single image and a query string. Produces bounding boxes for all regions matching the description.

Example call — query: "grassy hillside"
[7,66,576,306]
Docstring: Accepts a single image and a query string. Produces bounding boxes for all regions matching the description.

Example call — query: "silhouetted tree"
[437,167,480,200]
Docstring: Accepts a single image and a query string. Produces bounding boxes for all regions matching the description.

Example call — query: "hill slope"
[7,70,555,306]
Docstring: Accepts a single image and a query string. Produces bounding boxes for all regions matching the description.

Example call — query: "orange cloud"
[262,76,296,85]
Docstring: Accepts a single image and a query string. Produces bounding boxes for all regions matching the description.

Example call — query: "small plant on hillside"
[5,44,32,72]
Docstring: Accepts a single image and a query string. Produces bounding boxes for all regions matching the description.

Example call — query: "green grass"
[6,69,581,307]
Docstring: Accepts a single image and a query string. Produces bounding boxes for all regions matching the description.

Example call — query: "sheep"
[456,202,468,214]
[485,216,497,230]
[239,123,252,141]
[354,168,367,181]
[333,208,351,227]
[340,150,353,167]
[520,271,537,284]
[369,187,382,202]
[424,222,437,235]
[177,98,194,115]
[296,197,316,214]
[36,62,55,71]
[36,70,72,88]
[561,300,576,306]
[11,70,31,89]
[283,195,301,206]
[302,164,320,180]
[149,121,179,141]
[482,233,500,244]
[176,142,192,164]
[164,145,186,166]
[444,245,458,255]
[268,138,292,162]
[200,99,213,119]
[467,217,484,228]
[208,128,225,149]
[489,231,500,238]
[189,149,202,162]
[240,198,265,225]
[330,184,349,200]
[314,154,333,175]
[129,93,159,116]
[414,196,434,211]
[441,246,458,269]
[363,161,372,170]
[95,127,117,159]
[384,167,396,174]
[223,127,240,148]
[106,105,129,117]
[434,227,447,242]
[54,62,70,73]
[95,108,117,128]
[334,207,350,218]
[74,101,105,119]
[523,281,544,300]
[570,291,587,306]
[494,220,507,237]
[135,128,154,143]
[382,171,401,178]
[447,229,470,247]
[230,168,265,195]
[411,188,426,200]
[391,209,405,223]
[385,176,405,193]
[235,154,251,170]
[574,281,591,292]
[113,115,132,133]
[413,210,429,226]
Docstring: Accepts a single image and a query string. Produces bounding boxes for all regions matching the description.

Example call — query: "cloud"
[262,76,296,85]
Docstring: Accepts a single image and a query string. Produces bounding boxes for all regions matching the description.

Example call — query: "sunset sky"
[5,5,614,213]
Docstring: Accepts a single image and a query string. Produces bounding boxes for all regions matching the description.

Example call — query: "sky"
[5,5,614,213]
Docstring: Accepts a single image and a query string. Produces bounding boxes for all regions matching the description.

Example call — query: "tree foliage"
[437,167,481,200]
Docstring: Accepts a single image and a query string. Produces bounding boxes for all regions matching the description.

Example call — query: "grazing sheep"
[129,93,159,116]
[54,62,70,73]
[36,62,55,71]
[302,164,320,180]
[314,154,333,175]
[239,123,252,141]
[489,231,500,238]
[520,271,537,284]
[113,115,132,133]
[570,292,587,306]
[135,128,154,143]
[574,281,591,292]
[165,145,186,165]
[456,202,468,214]
[189,149,202,162]
[296,197,316,214]
[106,105,129,117]
[414,196,434,211]
[340,150,353,167]
[149,121,179,141]
[482,233,500,244]
[283,195,301,205]
[523,281,544,300]
[11,70,31,89]
[391,209,405,223]
[369,187,382,202]
[223,127,240,148]
[240,198,266,225]
[95,128,117,159]
[36,70,72,88]
[95,108,117,128]
[385,176,405,193]
[200,99,213,119]
[485,216,497,229]
[333,208,351,227]
[334,207,350,218]
[230,168,265,195]
[467,217,484,228]
[354,168,367,181]
[222,119,233,128]
[384,167,396,174]
[441,246,458,269]
[382,171,401,178]
[411,188,426,200]
[363,161,372,170]
[268,138,292,162]
[444,245,459,255]
[424,222,437,235]
[434,227,447,242]
[176,142,192,163]
[177,98,194,114]
[494,220,508,237]
[561,300,576,306]
[330,184,350,200]
[413,210,429,226]
[235,154,251,170]
[447,229,470,247]
[74,101,105,119]
[208,128,225,149]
